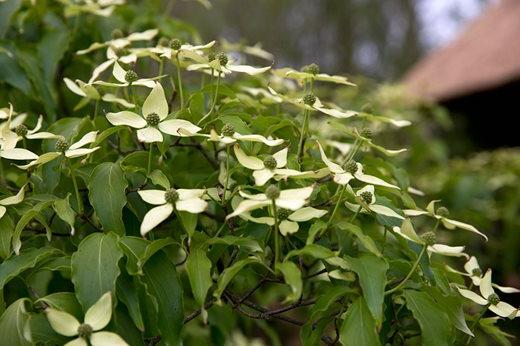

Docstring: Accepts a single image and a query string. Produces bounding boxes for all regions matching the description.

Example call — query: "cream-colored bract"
[138,188,208,236]
[226,186,314,221]
[0,185,26,220]
[456,270,519,319]
[77,28,158,55]
[344,185,404,220]
[46,292,128,346]
[105,83,201,143]
[404,200,488,240]
[187,55,271,77]
[233,145,311,186]
[93,61,158,89]
[64,77,135,109]
[205,129,284,147]
[316,140,399,189]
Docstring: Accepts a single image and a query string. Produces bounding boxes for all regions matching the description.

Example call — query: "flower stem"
[147,142,154,176]
[198,72,220,126]
[385,245,427,295]
[222,144,231,204]
[325,185,347,231]
[297,109,310,164]
[349,205,362,223]
[271,200,280,266]
[342,138,360,166]
[94,99,99,118]
[159,58,164,77]
[68,158,83,215]
[465,305,488,345]
[175,54,184,110]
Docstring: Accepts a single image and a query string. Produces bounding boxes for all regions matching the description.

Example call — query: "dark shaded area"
[444,80,520,151]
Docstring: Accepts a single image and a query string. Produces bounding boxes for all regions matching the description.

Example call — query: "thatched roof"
[403,0,520,102]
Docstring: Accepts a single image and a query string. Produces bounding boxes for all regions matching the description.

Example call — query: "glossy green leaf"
[0,298,31,346]
[214,257,259,299]
[88,162,128,235]
[339,296,380,346]
[0,214,14,259]
[186,248,213,308]
[71,232,123,311]
[276,261,302,302]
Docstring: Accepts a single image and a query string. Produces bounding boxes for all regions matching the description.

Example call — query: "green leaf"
[403,289,452,346]
[0,298,31,346]
[337,222,382,257]
[12,200,54,254]
[148,169,171,189]
[71,232,123,311]
[186,248,213,308]
[138,238,176,270]
[0,247,59,289]
[141,250,184,346]
[428,288,473,336]
[88,162,128,235]
[346,253,388,323]
[0,214,14,259]
[0,48,32,94]
[53,195,76,235]
[177,210,198,237]
[0,0,22,38]
[26,314,69,345]
[276,261,302,302]
[285,244,334,260]
[117,273,145,331]
[206,235,263,253]
[214,257,259,300]
[308,286,350,322]
[118,236,148,275]
[36,292,82,320]
[339,296,380,346]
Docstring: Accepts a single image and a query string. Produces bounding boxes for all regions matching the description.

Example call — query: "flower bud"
[303,93,316,106]
[221,124,235,137]
[265,184,280,200]
[345,160,358,174]
[487,293,500,305]
[170,38,182,50]
[208,52,216,61]
[277,208,291,220]
[77,324,93,339]
[436,206,449,217]
[421,231,436,246]
[165,188,180,204]
[158,37,170,47]
[216,52,228,66]
[263,155,277,170]
[15,124,28,137]
[302,63,320,75]
[125,70,138,84]
[360,191,373,205]
[55,137,69,152]
[360,128,373,140]
[146,113,160,126]
[472,268,482,277]
[111,29,124,40]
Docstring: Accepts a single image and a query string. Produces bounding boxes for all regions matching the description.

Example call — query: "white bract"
[457,270,519,318]
[447,256,520,293]
[0,185,26,220]
[232,198,327,236]
[157,40,215,62]
[392,219,468,258]
[10,115,58,143]
[138,188,208,236]
[221,39,274,61]
[317,141,399,188]
[1,114,39,160]
[234,145,308,186]
[275,67,356,86]
[93,61,157,88]
[64,77,135,110]
[268,87,357,119]
[226,186,314,220]
[404,200,488,240]
[344,185,404,220]
[187,55,271,76]
[106,83,201,143]
[16,131,100,170]
[77,29,158,55]
[206,126,284,147]
[46,292,128,346]
[59,0,126,17]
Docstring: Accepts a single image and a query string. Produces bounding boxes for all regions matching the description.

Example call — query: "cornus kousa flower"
[226,185,314,220]
[60,0,126,17]
[392,219,468,258]
[233,145,309,186]
[447,256,520,292]
[268,87,357,119]
[316,141,399,188]
[206,124,284,146]
[16,131,100,170]
[93,61,157,88]
[404,200,488,240]
[344,185,404,219]
[11,115,58,143]
[456,270,519,318]
[77,28,158,55]
[106,83,201,142]
[64,77,134,110]
[221,39,274,61]
[45,292,128,346]
[232,199,327,236]
[187,52,271,76]
[156,39,215,62]
[0,184,25,220]
[273,64,357,86]
[138,188,208,236]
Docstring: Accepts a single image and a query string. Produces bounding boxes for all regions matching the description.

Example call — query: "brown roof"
[403,0,520,101]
